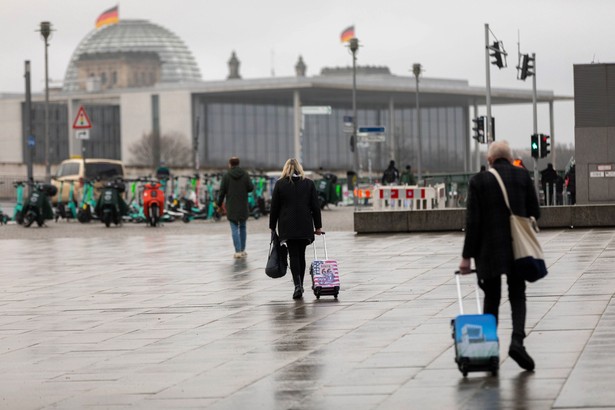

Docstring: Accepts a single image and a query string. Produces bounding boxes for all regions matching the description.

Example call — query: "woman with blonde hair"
[269,158,323,299]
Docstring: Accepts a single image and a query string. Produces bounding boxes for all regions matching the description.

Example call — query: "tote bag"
[265,231,288,278]
[489,169,548,282]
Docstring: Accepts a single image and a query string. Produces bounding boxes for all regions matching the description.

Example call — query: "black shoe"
[509,341,535,371]
[292,285,303,300]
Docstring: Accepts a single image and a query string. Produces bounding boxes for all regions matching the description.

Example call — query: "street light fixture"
[413,63,422,183]
[349,37,359,207]
[39,21,52,182]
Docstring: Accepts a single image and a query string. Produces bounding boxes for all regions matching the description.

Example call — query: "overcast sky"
[1,0,612,150]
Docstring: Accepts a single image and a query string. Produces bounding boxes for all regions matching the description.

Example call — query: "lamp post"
[349,37,359,207]
[39,21,52,182]
[413,63,422,183]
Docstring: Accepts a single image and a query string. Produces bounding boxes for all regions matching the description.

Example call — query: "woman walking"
[269,158,323,299]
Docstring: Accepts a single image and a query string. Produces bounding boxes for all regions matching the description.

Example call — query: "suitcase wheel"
[334,292,338,299]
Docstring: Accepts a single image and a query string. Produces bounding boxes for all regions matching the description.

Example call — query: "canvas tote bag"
[489,168,548,282]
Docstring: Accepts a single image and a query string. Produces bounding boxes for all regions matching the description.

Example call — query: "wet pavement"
[1,210,615,409]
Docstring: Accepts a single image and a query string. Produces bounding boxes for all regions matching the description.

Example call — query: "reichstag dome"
[63,19,202,91]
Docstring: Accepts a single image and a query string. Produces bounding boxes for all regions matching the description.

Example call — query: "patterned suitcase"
[309,234,340,299]
[451,271,499,377]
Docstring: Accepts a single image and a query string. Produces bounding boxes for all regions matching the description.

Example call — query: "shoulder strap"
[488,168,512,212]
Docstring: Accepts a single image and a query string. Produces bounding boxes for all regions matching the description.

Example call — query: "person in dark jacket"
[217,157,254,258]
[540,163,558,205]
[459,140,540,372]
[269,158,323,299]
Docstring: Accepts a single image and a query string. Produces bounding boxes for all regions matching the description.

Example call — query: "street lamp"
[413,63,422,183]
[39,21,52,182]
[349,37,359,207]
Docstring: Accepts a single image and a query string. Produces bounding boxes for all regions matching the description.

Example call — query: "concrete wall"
[159,90,192,152]
[120,92,152,165]
[0,98,23,163]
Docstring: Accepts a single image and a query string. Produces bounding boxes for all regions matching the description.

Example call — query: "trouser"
[229,219,247,252]
[286,239,309,287]
[479,273,527,344]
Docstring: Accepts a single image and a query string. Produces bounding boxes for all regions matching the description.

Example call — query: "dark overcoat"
[268,176,322,242]
[462,159,540,280]
[217,166,254,222]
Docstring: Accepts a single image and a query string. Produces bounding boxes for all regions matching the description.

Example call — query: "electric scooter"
[22,182,56,228]
[96,179,128,227]
[77,178,98,223]
[12,180,27,224]
[142,179,165,227]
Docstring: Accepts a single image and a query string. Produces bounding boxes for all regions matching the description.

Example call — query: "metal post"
[293,90,301,162]
[40,22,52,183]
[549,100,555,167]
[413,63,422,183]
[473,102,480,171]
[350,38,359,207]
[532,53,539,193]
[194,115,200,170]
[484,24,492,145]
[24,61,33,190]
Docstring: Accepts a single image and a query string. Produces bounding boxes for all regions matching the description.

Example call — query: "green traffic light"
[531,142,538,149]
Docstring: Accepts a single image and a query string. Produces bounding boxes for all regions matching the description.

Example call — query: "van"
[51,158,125,205]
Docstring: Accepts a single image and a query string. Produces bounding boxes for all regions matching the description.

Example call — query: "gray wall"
[574,64,615,204]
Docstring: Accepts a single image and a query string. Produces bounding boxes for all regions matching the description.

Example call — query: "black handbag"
[265,231,288,278]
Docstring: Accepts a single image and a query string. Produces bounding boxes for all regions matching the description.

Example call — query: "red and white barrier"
[373,184,446,210]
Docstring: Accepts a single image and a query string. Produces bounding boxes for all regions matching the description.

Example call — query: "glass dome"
[63,19,202,91]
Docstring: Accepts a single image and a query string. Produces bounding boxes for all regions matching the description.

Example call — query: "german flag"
[340,25,355,43]
[96,5,119,29]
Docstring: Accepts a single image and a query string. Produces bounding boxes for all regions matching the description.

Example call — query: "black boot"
[509,339,535,371]
[293,285,303,299]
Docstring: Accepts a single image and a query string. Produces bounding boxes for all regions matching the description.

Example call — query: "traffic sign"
[357,126,386,142]
[301,106,332,115]
[72,106,92,129]
[27,135,35,147]
[75,129,90,140]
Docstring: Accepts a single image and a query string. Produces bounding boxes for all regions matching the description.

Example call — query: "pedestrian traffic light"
[472,116,485,143]
[490,41,506,69]
[520,54,535,80]
[531,134,539,158]
[540,134,550,158]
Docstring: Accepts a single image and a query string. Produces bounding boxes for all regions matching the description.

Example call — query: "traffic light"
[540,134,550,158]
[490,116,495,142]
[490,41,505,69]
[350,134,355,152]
[531,134,539,158]
[472,116,485,143]
[520,54,534,80]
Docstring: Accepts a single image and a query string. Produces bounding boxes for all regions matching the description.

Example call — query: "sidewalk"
[0,226,614,409]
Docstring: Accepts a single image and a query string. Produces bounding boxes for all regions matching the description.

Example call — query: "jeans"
[479,273,527,343]
[229,219,247,252]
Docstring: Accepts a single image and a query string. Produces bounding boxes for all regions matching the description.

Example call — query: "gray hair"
[487,140,513,163]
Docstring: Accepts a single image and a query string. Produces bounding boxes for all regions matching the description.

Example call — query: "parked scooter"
[54,179,77,222]
[77,178,98,223]
[95,179,128,227]
[12,180,27,224]
[22,182,56,228]
[142,179,166,227]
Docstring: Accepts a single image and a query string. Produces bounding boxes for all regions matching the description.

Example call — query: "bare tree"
[129,132,192,167]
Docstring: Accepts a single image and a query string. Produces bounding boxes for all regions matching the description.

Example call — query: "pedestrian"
[269,158,323,299]
[565,164,576,205]
[381,160,399,185]
[399,164,416,185]
[540,163,558,205]
[217,156,254,259]
[459,140,540,372]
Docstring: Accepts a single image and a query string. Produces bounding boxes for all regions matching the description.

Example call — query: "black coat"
[462,159,540,280]
[217,166,254,221]
[268,176,322,242]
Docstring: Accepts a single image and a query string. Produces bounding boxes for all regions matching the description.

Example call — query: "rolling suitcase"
[451,271,499,377]
[309,233,340,299]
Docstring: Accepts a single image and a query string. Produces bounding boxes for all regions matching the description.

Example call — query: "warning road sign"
[72,106,92,129]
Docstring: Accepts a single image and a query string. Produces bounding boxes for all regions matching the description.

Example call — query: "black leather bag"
[265,231,288,278]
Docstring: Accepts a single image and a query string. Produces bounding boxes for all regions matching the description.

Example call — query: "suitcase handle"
[312,232,328,260]
[454,270,481,315]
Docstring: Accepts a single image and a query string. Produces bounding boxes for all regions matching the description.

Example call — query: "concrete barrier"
[354,205,615,233]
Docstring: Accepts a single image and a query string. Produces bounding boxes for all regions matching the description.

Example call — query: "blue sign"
[358,126,385,134]
[343,115,353,123]
[27,135,35,147]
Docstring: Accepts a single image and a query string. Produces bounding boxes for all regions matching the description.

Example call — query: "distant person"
[269,158,323,299]
[399,165,416,185]
[217,157,254,259]
[155,161,171,194]
[513,158,527,170]
[479,165,487,173]
[565,164,576,205]
[459,140,540,372]
[540,163,558,205]
[381,160,399,185]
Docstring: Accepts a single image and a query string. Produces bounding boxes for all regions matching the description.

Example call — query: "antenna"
[271,49,275,77]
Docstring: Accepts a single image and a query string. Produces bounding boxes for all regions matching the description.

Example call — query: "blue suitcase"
[451,271,499,377]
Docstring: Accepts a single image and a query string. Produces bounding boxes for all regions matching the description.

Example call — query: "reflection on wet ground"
[1,227,614,409]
